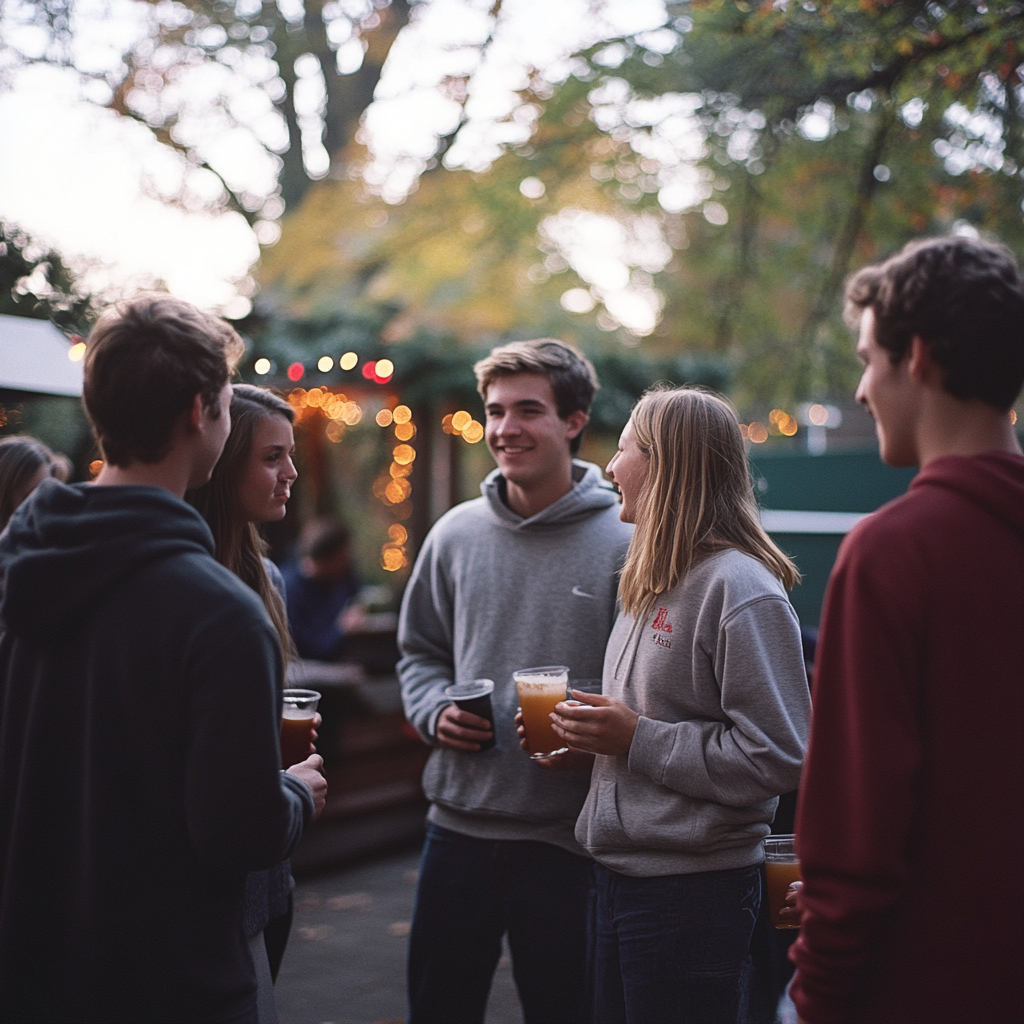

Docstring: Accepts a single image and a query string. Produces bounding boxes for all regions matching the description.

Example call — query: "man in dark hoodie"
[0,294,326,1024]
[789,236,1024,1024]
[399,340,634,1024]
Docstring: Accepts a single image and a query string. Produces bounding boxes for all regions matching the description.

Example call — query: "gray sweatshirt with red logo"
[576,547,810,876]
[399,461,634,853]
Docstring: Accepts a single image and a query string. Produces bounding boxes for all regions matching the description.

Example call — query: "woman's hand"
[549,690,639,757]
[515,707,596,774]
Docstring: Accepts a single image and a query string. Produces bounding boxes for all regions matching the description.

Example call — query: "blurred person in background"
[281,519,362,662]
[0,294,325,1024]
[789,236,1024,1024]
[187,383,317,1017]
[0,434,70,532]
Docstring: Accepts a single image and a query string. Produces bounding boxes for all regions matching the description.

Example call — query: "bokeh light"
[393,405,412,424]
[287,362,304,381]
[340,352,358,371]
[376,409,394,427]
[375,359,394,378]
[451,410,471,432]
[254,357,271,375]
[317,356,334,372]
[68,342,86,362]
[394,422,415,441]
[462,420,484,443]
[747,421,768,443]
[393,444,416,465]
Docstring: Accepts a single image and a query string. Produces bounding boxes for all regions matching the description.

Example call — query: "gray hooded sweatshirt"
[576,548,810,876]
[398,461,634,852]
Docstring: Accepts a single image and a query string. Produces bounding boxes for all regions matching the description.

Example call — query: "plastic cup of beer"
[281,688,321,768]
[764,834,802,929]
[514,665,569,759]
[444,679,497,752]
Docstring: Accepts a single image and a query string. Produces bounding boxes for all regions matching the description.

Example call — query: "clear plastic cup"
[514,665,569,759]
[281,688,321,768]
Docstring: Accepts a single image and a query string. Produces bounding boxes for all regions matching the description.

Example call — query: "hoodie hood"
[480,459,621,530]
[911,450,1024,538]
[0,478,215,643]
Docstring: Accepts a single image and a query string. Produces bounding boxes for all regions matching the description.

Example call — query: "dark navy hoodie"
[0,479,312,1024]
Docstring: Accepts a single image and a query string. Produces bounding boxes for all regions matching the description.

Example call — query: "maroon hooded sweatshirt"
[790,451,1024,1024]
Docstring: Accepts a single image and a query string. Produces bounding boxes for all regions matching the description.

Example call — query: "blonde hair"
[618,387,799,620]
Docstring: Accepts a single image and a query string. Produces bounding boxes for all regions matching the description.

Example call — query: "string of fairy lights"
[275,353,485,572]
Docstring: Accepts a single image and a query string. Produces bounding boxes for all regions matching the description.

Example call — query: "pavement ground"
[275,845,524,1024]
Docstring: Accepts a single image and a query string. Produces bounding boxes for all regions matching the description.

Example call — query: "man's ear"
[565,409,589,441]
[907,335,939,387]
[186,392,206,434]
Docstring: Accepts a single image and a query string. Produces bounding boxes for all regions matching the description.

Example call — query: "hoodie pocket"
[578,778,634,852]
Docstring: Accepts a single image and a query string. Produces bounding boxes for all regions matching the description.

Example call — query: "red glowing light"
[287,362,305,381]
[373,372,393,385]
[362,361,377,379]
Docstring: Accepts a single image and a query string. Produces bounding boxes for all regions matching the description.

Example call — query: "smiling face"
[236,412,298,523]
[854,308,921,467]
[605,418,649,523]
[483,373,587,495]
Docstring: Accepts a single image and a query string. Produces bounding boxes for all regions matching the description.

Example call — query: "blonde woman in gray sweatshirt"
[548,387,811,1024]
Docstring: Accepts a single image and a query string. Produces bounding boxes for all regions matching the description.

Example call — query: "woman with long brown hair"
[549,387,811,1024]
[187,384,308,1020]
[0,435,70,533]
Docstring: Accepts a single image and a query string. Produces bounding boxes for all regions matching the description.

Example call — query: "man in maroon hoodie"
[789,235,1024,1024]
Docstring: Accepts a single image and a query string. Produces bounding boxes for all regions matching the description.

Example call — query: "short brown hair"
[845,235,1024,410]
[618,387,799,620]
[83,293,245,466]
[473,339,599,455]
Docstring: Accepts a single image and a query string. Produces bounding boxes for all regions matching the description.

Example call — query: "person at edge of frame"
[0,293,326,1024]
[788,235,1024,1024]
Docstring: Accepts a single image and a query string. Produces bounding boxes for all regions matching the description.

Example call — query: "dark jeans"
[407,823,593,1024]
[593,861,761,1024]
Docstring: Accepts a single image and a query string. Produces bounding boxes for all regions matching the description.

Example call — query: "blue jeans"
[593,861,761,1024]
[407,823,593,1024]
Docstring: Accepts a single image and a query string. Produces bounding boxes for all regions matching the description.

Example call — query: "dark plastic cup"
[444,679,496,751]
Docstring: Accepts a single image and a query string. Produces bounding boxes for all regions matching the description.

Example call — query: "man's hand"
[515,707,595,774]
[435,703,493,751]
[549,690,639,757]
[287,754,327,820]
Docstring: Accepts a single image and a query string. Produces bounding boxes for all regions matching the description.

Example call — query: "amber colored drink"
[280,709,315,768]
[764,835,802,929]
[514,667,569,759]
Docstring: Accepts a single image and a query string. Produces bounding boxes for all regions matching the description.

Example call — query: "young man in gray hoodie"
[399,339,634,1024]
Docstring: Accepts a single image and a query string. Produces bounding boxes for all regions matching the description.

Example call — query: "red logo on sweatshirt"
[651,608,673,633]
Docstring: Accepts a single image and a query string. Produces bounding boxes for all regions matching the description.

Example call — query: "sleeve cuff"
[627,715,675,783]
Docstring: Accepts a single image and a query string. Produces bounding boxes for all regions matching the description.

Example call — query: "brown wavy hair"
[187,385,294,659]
[618,387,799,620]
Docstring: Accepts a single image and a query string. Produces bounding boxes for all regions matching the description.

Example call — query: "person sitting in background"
[281,519,362,661]
[0,435,70,532]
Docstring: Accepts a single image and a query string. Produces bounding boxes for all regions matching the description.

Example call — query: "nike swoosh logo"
[572,586,596,599]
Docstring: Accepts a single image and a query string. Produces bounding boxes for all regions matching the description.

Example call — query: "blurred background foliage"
[5,0,1023,413]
